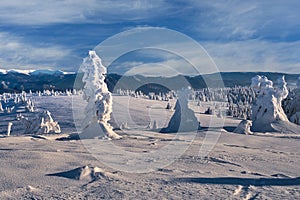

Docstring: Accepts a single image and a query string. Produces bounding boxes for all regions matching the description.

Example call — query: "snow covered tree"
[152,120,158,129]
[0,101,3,112]
[283,77,300,125]
[80,51,121,139]
[161,87,200,133]
[19,110,61,134]
[250,75,297,132]
[25,99,35,112]
[166,102,172,110]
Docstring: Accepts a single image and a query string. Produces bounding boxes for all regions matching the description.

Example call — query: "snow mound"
[26,185,41,192]
[48,165,117,181]
[80,121,120,139]
[233,120,253,135]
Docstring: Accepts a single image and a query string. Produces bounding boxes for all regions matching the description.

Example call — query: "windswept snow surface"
[0,95,299,199]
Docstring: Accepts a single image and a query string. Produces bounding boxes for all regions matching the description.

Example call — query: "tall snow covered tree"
[250,75,297,132]
[81,51,121,139]
[284,77,300,125]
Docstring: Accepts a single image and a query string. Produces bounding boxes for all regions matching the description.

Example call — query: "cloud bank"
[0,0,299,74]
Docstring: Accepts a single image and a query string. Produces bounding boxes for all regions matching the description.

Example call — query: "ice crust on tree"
[20,110,61,134]
[161,87,200,133]
[284,77,300,125]
[250,75,295,132]
[80,51,121,139]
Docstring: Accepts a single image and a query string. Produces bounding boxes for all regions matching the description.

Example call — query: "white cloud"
[0,32,71,70]
[0,0,170,25]
[187,0,300,40]
[203,39,300,73]
[107,37,300,75]
[124,63,180,77]
[1,1,300,74]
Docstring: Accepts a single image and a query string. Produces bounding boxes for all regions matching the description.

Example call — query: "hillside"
[0,70,299,94]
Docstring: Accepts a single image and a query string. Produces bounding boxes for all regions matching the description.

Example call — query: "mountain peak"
[0,69,75,75]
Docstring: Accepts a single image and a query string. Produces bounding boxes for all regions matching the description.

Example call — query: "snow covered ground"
[0,95,299,199]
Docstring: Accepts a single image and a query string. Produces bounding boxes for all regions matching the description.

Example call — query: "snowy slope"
[0,95,299,199]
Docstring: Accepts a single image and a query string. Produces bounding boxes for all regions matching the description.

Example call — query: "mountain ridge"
[0,69,75,76]
[0,71,299,94]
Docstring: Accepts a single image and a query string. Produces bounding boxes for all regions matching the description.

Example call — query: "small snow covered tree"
[161,87,200,133]
[0,101,3,112]
[234,120,253,135]
[19,110,61,134]
[152,120,158,129]
[7,122,13,136]
[81,51,121,139]
[25,99,35,112]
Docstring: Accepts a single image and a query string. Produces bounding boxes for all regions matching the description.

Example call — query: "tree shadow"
[175,177,300,186]
[222,126,236,132]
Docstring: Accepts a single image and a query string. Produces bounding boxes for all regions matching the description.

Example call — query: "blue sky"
[0,0,300,75]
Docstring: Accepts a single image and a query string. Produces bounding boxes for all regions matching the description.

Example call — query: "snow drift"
[234,120,253,135]
[47,165,117,181]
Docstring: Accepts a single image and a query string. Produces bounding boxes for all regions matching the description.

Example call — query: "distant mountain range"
[0,69,299,94]
[0,69,75,76]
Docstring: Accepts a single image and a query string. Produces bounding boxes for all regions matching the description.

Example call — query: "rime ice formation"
[80,51,121,139]
[25,99,35,112]
[250,75,297,132]
[152,120,158,129]
[233,120,253,135]
[40,110,61,133]
[284,77,300,125]
[161,88,200,133]
[119,122,129,130]
[7,122,13,136]
[20,110,61,134]
[0,101,3,112]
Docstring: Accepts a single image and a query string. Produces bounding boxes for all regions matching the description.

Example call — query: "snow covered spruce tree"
[250,75,298,132]
[283,77,300,125]
[161,87,200,133]
[80,51,121,139]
